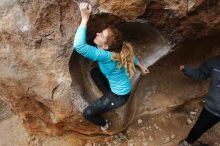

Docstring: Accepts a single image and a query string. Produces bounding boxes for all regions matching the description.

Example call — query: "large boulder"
[0,0,219,135]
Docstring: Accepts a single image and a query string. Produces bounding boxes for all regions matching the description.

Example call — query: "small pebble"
[138,119,143,124]
[187,118,193,125]
[164,136,170,143]
[148,136,153,141]
[171,134,176,140]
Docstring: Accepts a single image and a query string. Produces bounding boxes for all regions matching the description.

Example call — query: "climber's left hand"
[79,2,92,25]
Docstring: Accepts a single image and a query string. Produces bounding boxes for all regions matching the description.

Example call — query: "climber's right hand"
[79,2,91,25]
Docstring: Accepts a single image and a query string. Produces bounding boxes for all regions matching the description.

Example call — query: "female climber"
[73,2,149,131]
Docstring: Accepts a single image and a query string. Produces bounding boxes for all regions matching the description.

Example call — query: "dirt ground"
[0,98,220,146]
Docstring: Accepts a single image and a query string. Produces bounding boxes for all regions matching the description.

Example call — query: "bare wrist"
[81,19,88,26]
[82,17,89,22]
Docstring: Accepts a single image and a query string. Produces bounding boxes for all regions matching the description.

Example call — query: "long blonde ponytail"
[112,42,135,78]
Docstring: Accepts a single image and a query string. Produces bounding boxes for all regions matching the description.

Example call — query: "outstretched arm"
[73,2,91,52]
[73,2,91,49]
[134,56,150,75]
[73,3,111,62]
[79,2,91,27]
[179,60,211,80]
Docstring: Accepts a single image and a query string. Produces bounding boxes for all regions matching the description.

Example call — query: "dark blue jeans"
[83,68,130,126]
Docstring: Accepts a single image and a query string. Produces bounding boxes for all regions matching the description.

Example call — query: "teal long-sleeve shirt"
[73,25,139,95]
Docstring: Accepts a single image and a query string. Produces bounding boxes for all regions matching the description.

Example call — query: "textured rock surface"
[141,0,220,43]
[0,0,219,135]
[92,0,146,20]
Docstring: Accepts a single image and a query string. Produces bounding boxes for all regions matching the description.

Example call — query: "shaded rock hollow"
[0,0,219,135]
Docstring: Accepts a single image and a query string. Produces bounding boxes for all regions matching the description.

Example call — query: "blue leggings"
[83,68,130,126]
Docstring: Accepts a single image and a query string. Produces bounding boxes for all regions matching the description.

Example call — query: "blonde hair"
[105,27,136,78]
[112,42,136,78]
